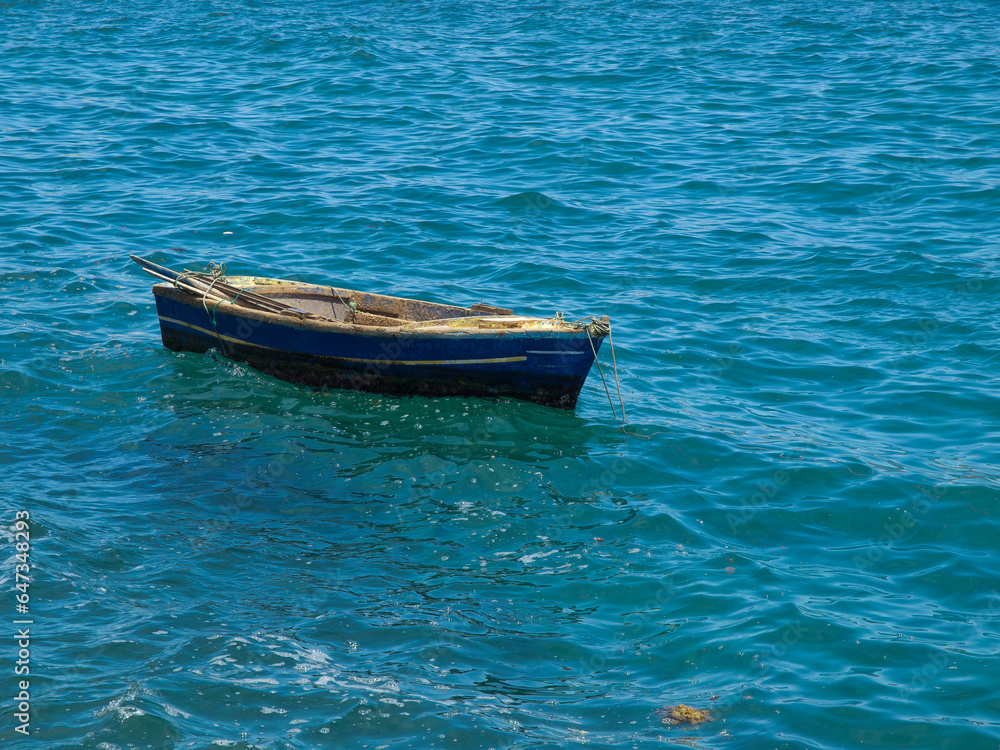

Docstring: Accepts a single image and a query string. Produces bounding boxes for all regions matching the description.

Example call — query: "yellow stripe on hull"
[158,316,528,366]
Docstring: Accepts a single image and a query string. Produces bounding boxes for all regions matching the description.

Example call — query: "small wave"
[492,191,563,212]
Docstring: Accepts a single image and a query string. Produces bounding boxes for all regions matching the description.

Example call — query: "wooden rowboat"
[132,255,613,409]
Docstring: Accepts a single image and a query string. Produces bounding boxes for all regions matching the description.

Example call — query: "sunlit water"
[2,1,1000,748]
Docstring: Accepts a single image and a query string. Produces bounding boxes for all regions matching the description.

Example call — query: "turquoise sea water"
[3,1,1000,747]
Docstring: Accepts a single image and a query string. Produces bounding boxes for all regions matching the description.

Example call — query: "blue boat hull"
[153,286,605,408]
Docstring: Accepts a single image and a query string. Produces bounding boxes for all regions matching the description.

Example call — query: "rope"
[608,325,626,423]
[209,297,226,326]
[174,270,199,288]
[586,327,618,421]
[209,288,244,326]
[185,262,230,356]
[581,317,626,425]
[331,287,357,322]
[200,262,227,314]
[203,263,226,301]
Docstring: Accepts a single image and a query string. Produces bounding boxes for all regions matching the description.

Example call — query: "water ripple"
[4,0,1000,748]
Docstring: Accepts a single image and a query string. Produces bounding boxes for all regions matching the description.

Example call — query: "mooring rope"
[209,288,244,327]
[608,325,626,423]
[586,325,618,421]
[199,263,227,311]
[175,262,232,357]
[582,317,627,424]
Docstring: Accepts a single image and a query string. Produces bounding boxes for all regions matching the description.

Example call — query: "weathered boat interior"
[228,276,514,327]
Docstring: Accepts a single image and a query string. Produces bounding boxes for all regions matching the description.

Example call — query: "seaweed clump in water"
[657,704,713,728]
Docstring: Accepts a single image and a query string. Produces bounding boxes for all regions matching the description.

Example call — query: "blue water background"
[2,1,1000,747]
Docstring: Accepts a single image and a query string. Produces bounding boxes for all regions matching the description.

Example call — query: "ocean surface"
[2,1,1000,747]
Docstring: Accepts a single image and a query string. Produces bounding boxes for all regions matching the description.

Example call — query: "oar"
[130,255,324,319]
[134,263,267,309]
[133,262,287,316]
[131,255,291,313]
